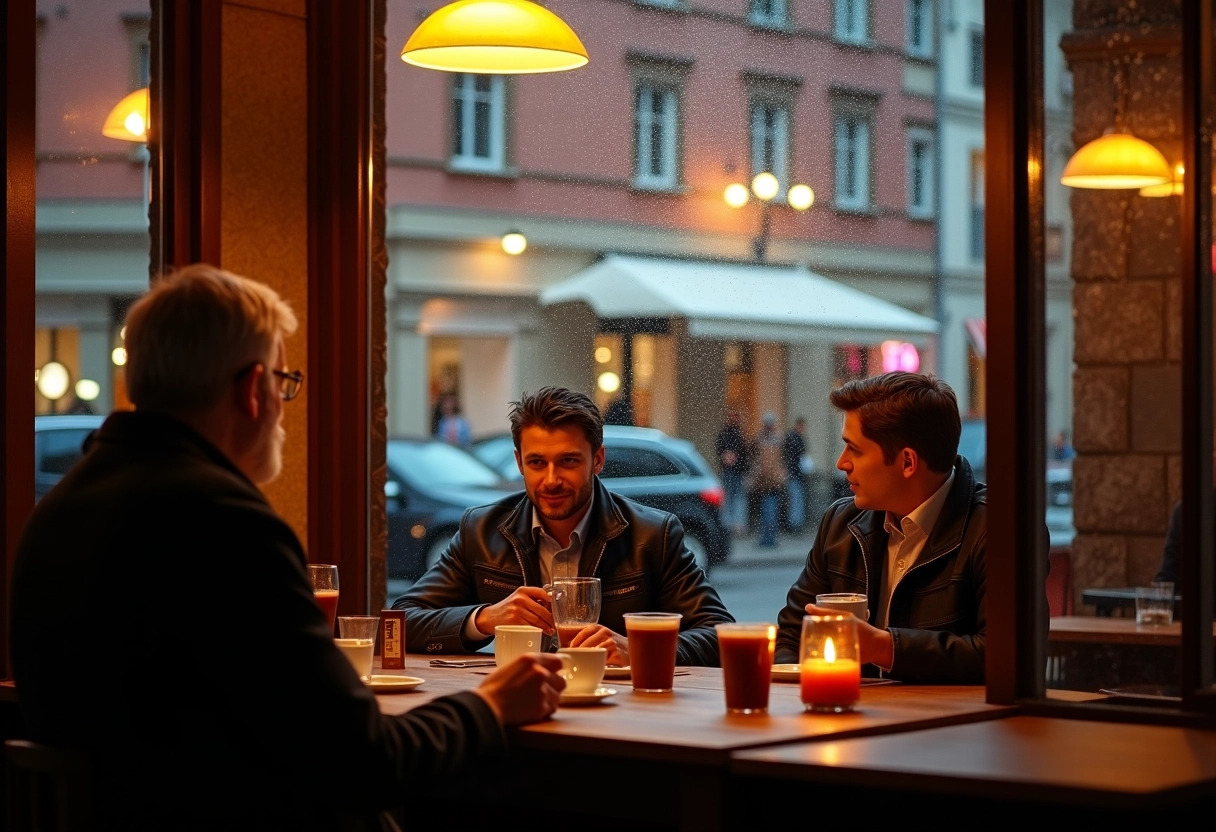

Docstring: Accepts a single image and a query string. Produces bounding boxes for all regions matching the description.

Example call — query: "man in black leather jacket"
[393,386,734,667]
[774,372,988,684]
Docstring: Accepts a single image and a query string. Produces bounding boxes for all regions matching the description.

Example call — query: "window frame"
[831,96,876,213]
[833,0,870,46]
[906,125,934,219]
[633,82,681,191]
[750,100,791,199]
[749,0,788,29]
[450,73,506,173]
[906,0,934,59]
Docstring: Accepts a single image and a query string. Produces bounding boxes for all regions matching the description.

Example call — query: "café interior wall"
[217,0,310,537]
[1063,1,1186,608]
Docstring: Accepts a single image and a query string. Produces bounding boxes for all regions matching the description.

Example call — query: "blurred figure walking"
[715,410,750,536]
[749,412,786,547]
[782,416,809,532]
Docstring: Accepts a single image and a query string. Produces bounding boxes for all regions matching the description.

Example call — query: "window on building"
[906,0,933,59]
[834,0,869,45]
[750,101,790,197]
[634,83,680,190]
[749,0,787,28]
[906,127,934,218]
[970,28,984,87]
[833,108,873,211]
[451,73,506,172]
[970,149,985,260]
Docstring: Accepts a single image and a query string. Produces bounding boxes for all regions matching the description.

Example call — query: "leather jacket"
[774,456,987,683]
[392,478,734,666]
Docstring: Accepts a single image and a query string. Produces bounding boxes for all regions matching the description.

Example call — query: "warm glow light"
[1139,163,1185,197]
[751,171,780,202]
[111,347,127,367]
[594,346,612,363]
[74,379,101,402]
[401,0,589,74]
[102,87,149,142]
[1060,130,1172,189]
[787,183,814,211]
[823,636,836,663]
[501,231,527,255]
[724,182,750,208]
[881,341,920,373]
[36,362,70,401]
[597,371,621,394]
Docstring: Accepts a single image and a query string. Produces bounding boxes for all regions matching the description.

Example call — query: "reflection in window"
[451,74,505,172]
[833,111,871,211]
[750,102,790,196]
[634,83,679,189]
[833,0,868,45]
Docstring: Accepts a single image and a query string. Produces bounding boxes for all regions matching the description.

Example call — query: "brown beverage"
[623,612,681,692]
[557,624,583,648]
[715,623,776,713]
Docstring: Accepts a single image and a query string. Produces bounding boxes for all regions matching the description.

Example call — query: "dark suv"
[471,425,731,574]
[35,414,104,501]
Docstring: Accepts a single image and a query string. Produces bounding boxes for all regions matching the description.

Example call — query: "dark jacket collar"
[94,410,255,488]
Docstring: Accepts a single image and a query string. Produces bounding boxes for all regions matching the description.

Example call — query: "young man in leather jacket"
[393,386,734,667]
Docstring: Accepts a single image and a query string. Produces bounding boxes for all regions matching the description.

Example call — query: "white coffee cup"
[815,592,869,623]
[556,646,608,695]
[494,624,544,667]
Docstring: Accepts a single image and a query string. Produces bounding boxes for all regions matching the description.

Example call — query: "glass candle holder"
[799,614,861,713]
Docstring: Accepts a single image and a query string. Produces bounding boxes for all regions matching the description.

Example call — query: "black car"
[471,425,731,574]
[385,437,519,580]
[35,414,104,501]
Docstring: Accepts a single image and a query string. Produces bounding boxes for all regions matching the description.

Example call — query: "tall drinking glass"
[551,577,601,647]
[309,564,340,633]
[623,612,682,693]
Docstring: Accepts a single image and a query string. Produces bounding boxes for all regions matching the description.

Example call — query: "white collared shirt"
[878,468,955,629]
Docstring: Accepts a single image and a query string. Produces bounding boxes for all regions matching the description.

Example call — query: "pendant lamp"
[102,87,150,142]
[402,0,588,74]
[1060,128,1172,189]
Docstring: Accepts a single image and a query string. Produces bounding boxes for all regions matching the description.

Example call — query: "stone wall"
[1061,1,1183,609]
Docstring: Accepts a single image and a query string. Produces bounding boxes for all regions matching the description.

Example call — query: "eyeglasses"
[235,363,304,402]
[273,369,304,402]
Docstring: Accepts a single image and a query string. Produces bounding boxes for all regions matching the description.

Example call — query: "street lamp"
[724,172,813,261]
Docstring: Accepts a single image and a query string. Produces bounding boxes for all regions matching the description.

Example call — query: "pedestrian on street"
[782,416,809,532]
[748,412,786,547]
[715,410,750,536]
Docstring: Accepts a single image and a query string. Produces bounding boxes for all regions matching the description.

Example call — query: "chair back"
[1047,545,1075,616]
[4,738,92,832]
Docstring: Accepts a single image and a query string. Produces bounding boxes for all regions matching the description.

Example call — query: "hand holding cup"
[476,653,568,726]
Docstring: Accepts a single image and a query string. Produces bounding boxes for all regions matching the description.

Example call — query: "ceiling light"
[1060,130,1172,189]
[102,87,149,142]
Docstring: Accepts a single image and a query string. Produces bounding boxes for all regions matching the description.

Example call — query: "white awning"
[539,254,939,344]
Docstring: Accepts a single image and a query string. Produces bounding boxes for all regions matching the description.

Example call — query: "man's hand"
[803,603,894,669]
[474,586,556,635]
[474,653,567,726]
[566,624,629,666]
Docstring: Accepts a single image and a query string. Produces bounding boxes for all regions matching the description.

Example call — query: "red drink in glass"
[314,589,339,632]
[557,624,583,648]
[716,623,776,713]
[624,612,681,692]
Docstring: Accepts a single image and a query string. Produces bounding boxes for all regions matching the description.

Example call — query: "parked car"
[35,414,103,501]
[471,425,731,574]
[958,418,1073,506]
[386,437,519,580]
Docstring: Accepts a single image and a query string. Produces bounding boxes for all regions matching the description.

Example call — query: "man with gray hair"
[11,263,566,830]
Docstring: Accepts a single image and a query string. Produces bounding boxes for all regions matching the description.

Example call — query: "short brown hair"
[829,372,960,473]
[124,263,297,412]
[508,387,603,452]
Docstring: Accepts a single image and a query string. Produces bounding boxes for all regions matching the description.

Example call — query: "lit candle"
[800,636,860,712]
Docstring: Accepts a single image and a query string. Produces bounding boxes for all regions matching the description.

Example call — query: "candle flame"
[824,636,836,663]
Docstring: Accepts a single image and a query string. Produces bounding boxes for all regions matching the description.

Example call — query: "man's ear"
[900,447,919,478]
[593,444,605,475]
[234,363,263,420]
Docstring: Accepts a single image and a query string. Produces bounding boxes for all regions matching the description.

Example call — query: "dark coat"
[393,478,734,666]
[11,411,505,831]
[774,456,990,683]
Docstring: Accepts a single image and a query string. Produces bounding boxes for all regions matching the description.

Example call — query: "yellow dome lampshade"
[102,87,150,142]
[1060,129,1172,189]
[1139,163,1185,197]
[401,0,589,74]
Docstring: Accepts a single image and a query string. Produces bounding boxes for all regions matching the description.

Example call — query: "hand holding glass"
[550,577,601,647]
[308,564,340,632]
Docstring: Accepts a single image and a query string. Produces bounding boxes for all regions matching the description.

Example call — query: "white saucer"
[559,687,618,706]
[771,664,801,682]
[603,666,631,679]
[367,675,425,693]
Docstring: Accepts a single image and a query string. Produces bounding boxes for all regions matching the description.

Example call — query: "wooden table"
[1048,615,1194,693]
[730,716,1216,822]
[378,657,1009,829]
